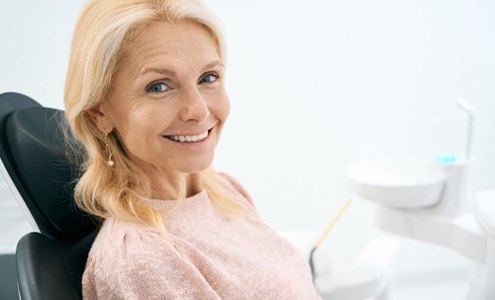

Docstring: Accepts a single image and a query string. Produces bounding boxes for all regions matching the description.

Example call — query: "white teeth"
[166,130,209,143]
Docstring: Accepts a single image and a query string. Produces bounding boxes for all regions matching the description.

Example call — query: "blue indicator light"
[434,155,457,164]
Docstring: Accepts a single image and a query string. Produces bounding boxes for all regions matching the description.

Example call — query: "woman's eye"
[146,82,169,94]
[199,73,218,84]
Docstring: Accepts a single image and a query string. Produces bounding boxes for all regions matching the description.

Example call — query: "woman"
[64,0,321,299]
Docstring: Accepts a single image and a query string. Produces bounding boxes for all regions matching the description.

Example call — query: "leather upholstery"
[6,107,98,240]
[0,93,99,300]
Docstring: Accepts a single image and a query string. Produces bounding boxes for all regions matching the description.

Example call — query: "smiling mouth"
[164,129,211,143]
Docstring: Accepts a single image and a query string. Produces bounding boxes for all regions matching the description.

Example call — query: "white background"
[1,0,494,294]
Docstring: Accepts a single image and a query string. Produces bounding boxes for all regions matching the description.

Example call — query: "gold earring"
[104,130,114,167]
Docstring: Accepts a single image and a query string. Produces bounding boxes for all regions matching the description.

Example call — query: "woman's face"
[90,21,229,181]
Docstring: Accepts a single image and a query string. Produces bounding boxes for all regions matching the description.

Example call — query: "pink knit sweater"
[82,175,322,299]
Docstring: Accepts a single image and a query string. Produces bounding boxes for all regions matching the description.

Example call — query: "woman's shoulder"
[83,218,220,299]
[216,171,256,208]
[86,218,175,271]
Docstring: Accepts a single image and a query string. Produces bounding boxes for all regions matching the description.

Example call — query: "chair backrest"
[0,92,99,299]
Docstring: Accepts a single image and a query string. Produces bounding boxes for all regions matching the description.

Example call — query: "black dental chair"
[0,92,99,300]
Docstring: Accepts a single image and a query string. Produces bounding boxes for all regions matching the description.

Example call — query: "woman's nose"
[179,86,209,122]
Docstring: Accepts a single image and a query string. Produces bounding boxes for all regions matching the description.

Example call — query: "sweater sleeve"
[83,222,221,300]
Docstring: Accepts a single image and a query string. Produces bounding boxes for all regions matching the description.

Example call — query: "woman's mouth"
[164,129,210,143]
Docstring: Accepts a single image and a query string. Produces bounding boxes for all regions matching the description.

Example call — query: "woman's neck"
[150,172,202,200]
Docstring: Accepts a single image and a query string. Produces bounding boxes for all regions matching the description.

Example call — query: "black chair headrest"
[0,93,98,241]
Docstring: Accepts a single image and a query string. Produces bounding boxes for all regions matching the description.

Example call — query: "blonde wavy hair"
[64,0,245,233]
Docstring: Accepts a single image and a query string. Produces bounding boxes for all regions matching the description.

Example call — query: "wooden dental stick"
[309,198,352,282]
[314,197,352,249]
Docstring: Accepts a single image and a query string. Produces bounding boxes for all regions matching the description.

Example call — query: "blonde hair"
[64,0,245,233]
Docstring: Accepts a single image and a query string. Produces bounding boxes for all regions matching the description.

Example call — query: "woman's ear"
[87,103,113,133]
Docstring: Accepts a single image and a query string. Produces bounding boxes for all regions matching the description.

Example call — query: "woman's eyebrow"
[201,60,224,71]
[136,67,176,79]
[136,60,224,79]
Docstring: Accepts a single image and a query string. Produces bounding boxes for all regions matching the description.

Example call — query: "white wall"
[1,0,494,281]
[206,0,495,227]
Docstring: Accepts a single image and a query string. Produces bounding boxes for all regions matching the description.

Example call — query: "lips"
[164,129,210,143]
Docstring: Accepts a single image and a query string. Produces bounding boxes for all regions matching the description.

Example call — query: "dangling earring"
[104,130,114,167]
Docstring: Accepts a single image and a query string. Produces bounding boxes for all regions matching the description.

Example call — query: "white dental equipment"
[346,99,495,299]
